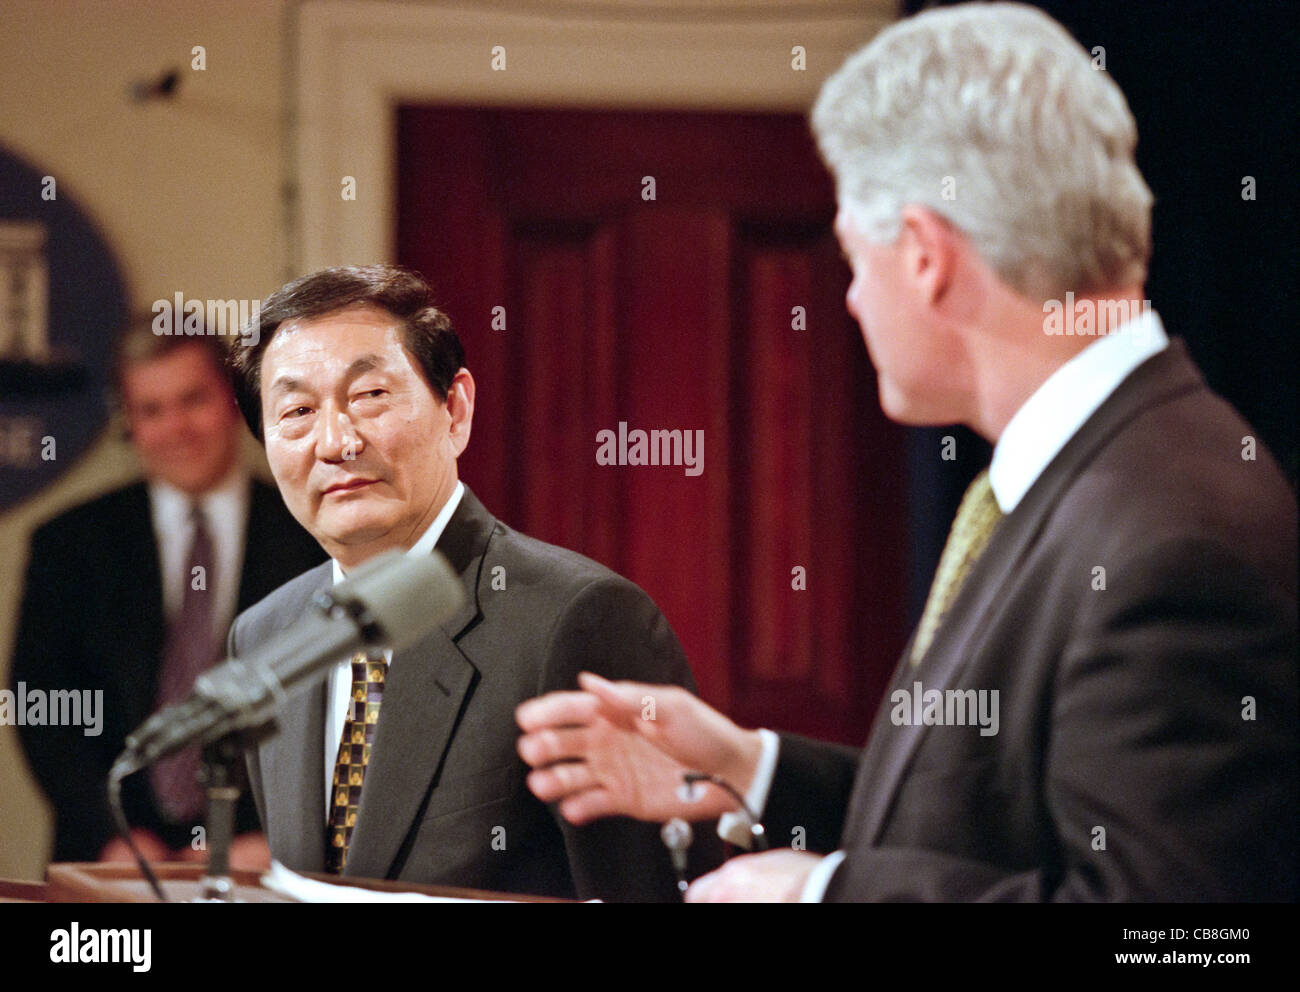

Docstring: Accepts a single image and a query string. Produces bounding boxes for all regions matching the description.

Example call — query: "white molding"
[297,0,890,271]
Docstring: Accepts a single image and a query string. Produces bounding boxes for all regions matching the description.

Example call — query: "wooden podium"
[1,863,565,902]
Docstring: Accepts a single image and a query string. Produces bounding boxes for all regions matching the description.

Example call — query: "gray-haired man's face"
[835,209,954,427]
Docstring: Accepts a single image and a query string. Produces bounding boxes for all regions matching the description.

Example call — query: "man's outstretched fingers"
[515,690,600,732]
[577,671,683,737]
[577,671,655,718]
[526,760,597,803]
[559,788,619,826]
[517,725,591,768]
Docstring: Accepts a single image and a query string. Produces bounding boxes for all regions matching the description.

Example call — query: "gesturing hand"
[686,850,823,902]
[515,671,763,825]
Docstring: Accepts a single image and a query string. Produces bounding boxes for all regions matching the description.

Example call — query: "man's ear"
[898,205,960,306]
[445,368,475,456]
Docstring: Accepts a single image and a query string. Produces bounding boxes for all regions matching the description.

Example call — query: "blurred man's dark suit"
[11,478,325,862]
[234,486,704,902]
[763,340,1297,900]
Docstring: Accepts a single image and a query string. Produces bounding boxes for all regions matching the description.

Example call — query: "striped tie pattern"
[325,652,387,873]
[910,469,1003,666]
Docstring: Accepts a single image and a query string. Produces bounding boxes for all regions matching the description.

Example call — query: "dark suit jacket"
[234,486,702,902]
[763,340,1297,901]
[11,477,326,862]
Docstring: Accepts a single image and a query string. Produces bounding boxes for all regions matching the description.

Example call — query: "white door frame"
[296,0,889,272]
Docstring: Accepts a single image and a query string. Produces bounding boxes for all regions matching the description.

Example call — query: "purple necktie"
[150,503,221,824]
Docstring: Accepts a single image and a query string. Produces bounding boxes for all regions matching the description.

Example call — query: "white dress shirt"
[322,480,465,812]
[988,307,1168,513]
[148,463,250,650]
[740,311,1171,900]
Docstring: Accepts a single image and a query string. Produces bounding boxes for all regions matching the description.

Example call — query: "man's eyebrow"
[266,354,389,396]
[344,354,386,379]
[267,374,305,396]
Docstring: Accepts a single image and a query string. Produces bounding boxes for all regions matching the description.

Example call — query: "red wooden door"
[397,107,906,745]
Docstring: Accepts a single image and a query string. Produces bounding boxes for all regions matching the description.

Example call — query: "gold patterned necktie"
[910,469,1003,666]
[325,652,387,873]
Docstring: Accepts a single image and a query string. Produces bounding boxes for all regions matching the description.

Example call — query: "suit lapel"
[341,486,494,879]
[845,477,1057,846]
[846,341,1206,846]
[237,479,272,612]
[250,562,332,871]
[343,630,477,878]
[262,674,329,872]
[118,484,166,726]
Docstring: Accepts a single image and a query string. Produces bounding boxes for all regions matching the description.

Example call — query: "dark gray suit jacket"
[233,486,699,901]
[763,340,1297,901]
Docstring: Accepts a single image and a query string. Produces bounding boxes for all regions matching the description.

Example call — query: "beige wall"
[0,0,285,878]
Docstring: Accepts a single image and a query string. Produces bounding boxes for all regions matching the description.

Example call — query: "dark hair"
[113,312,231,393]
[227,264,464,440]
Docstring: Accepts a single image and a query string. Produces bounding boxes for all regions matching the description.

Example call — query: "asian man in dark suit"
[11,324,324,866]
[226,265,700,901]
[514,3,1297,902]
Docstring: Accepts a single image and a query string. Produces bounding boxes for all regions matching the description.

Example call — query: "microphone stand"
[194,734,243,902]
[107,548,461,902]
[193,723,277,903]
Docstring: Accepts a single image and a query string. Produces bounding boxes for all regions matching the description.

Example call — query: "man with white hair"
[514,3,1296,901]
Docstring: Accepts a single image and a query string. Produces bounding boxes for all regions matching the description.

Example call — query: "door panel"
[397,106,906,744]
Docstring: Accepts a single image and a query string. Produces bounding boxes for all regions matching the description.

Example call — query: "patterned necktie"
[910,469,1003,666]
[150,503,221,822]
[325,652,387,873]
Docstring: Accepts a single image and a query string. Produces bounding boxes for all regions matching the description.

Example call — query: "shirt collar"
[330,479,465,584]
[148,460,248,528]
[989,308,1168,514]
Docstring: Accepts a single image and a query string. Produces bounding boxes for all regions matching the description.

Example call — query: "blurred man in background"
[11,318,323,867]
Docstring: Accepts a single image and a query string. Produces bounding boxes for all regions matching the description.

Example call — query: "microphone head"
[661,817,693,851]
[331,549,465,651]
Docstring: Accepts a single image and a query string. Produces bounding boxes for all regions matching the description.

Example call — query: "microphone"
[117,549,464,773]
[682,772,768,851]
[661,817,694,897]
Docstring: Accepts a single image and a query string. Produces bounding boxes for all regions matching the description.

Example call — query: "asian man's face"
[259,303,473,569]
